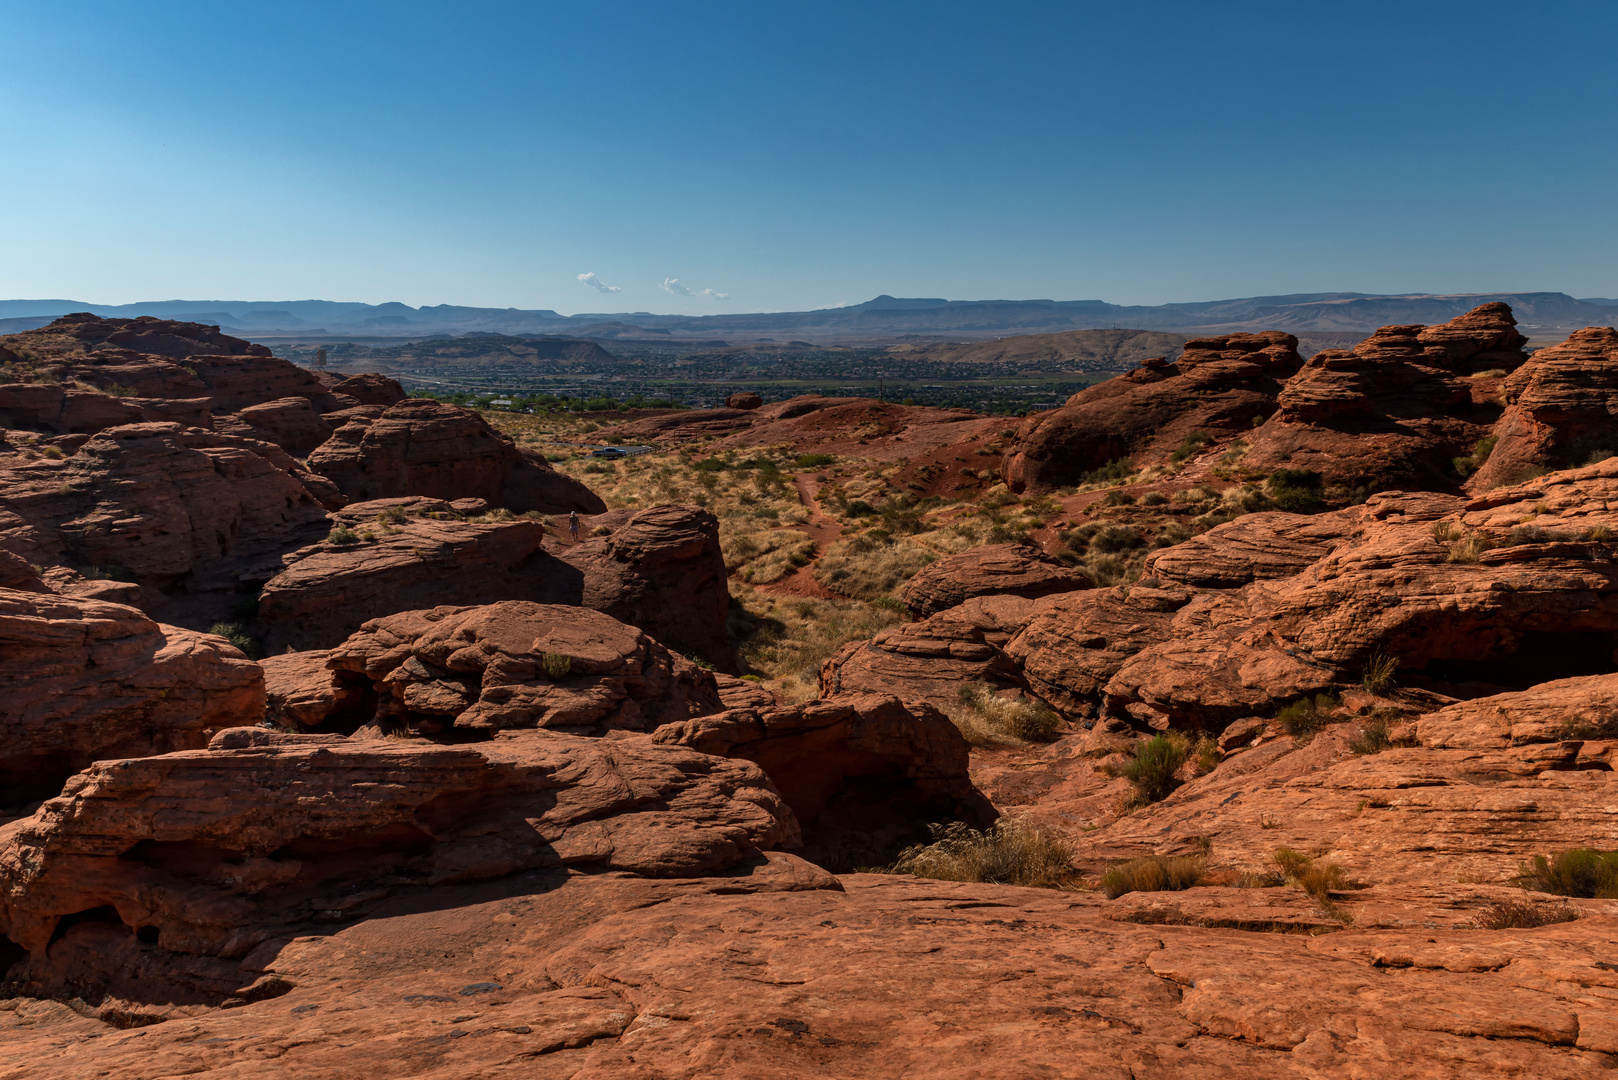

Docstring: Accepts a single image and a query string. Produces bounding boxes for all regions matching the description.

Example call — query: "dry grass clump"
[1452,435,1497,479]
[1359,650,1399,695]
[1100,854,1205,899]
[1347,710,1413,755]
[723,528,816,584]
[948,683,1062,747]
[1273,847,1352,920]
[732,586,903,701]
[1514,848,1618,898]
[1473,897,1580,930]
[886,819,1079,889]
[814,533,937,599]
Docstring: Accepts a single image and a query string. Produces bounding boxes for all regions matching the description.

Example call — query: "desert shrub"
[1101,490,1135,506]
[1276,694,1339,739]
[845,499,877,517]
[327,525,359,545]
[1084,551,1142,587]
[1079,457,1134,487]
[1115,732,1191,806]
[1272,847,1350,914]
[1173,485,1219,505]
[814,534,937,599]
[1169,430,1213,464]
[1452,435,1498,479]
[1431,520,1461,542]
[41,445,65,460]
[794,453,836,468]
[207,621,263,660]
[1235,869,1286,888]
[1059,522,1102,549]
[1360,650,1399,695]
[948,683,1062,746]
[1446,530,1497,563]
[692,457,727,472]
[1192,735,1220,775]
[541,652,573,679]
[1505,524,1570,546]
[1347,711,1410,755]
[375,505,409,525]
[1514,848,1618,898]
[734,589,904,699]
[1473,897,1579,930]
[1152,522,1192,548]
[1089,524,1143,554]
[1585,448,1615,466]
[886,819,1079,889]
[1101,855,1204,899]
[1140,491,1169,506]
[1266,468,1324,512]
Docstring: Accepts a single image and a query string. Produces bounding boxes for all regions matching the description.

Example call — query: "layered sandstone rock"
[654,692,979,861]
[1002,333,1301,491]
[900,542,1090,617]
[0,728,799,1008]
[556,504,729,661]
[725,391,763,410]
[255,502,727,655]
[822,593,1053,707]
[0,424,333,610]
[0,588,263,807]
[320,602,722,736]
[1241,303,1527,491]
[1140,508,1359,587]
[326,371,405,407]
[230,396,334,457]
[307,399,605,513]
[1470,325,1618,490]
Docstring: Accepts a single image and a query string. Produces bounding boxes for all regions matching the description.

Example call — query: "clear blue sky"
[2,1,1614,313]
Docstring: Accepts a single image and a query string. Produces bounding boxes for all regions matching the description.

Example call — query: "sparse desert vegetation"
[884,818,1080,889]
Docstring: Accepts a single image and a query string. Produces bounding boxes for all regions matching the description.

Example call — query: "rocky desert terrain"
[3,307,1618,1079]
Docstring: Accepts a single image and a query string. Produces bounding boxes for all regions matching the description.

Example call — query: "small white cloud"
[662,277,729,300]
[577,272,621,293]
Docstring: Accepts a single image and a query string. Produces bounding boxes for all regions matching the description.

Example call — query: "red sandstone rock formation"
[900,542,1090,617]
[1241,303,1527,492]
[1002,333,1301,491]
[320,601,723,736]
[557,503,730,661]
[1470,325,1618,490]
[0,424,333,618]
[724,391,763,409]
[254,501,728,656]
[821,593,1054,707]
[307,399,605,513]
[0,588,263,808]
[0,728,799,1009]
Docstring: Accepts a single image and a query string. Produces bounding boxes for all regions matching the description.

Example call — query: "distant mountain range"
[1,291,1614,343]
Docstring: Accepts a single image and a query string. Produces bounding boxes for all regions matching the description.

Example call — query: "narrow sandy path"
[755,472,843,598]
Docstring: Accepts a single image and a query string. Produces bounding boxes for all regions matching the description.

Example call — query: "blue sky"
[1,1,1614,313]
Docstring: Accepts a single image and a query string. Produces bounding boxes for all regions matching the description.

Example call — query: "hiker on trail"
[569,510,580,541]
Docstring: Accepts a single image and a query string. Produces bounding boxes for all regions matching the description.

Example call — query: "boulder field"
[4,309,1618,1077]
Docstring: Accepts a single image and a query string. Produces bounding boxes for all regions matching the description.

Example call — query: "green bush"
[1515,848,1618,898]
[794,453,836,468]
[1169,430,1213,464]
[692,457,727,472]
[207,621,263,660]
[1276,693,1339,739]
[327,525,359,545]
[1452,435,1498,479]
[1265,468,1324,512]
[1117,733,1191,805]
[1079,457,1134,486]
[1101,854,1204,899]
[541,652,573,679]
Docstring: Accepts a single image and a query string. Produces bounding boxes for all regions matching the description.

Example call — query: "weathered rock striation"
[1470,324,1618,490]
[307,398,605,513]
[0,588,263,807]
[1003,332,1301,491]
[901,542,1090,617]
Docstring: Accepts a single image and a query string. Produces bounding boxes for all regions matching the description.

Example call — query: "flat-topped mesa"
[307,398,606,513]
[1001,333,1302,492]
[1241,302,1525,492]
[1470,324,1618,490]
